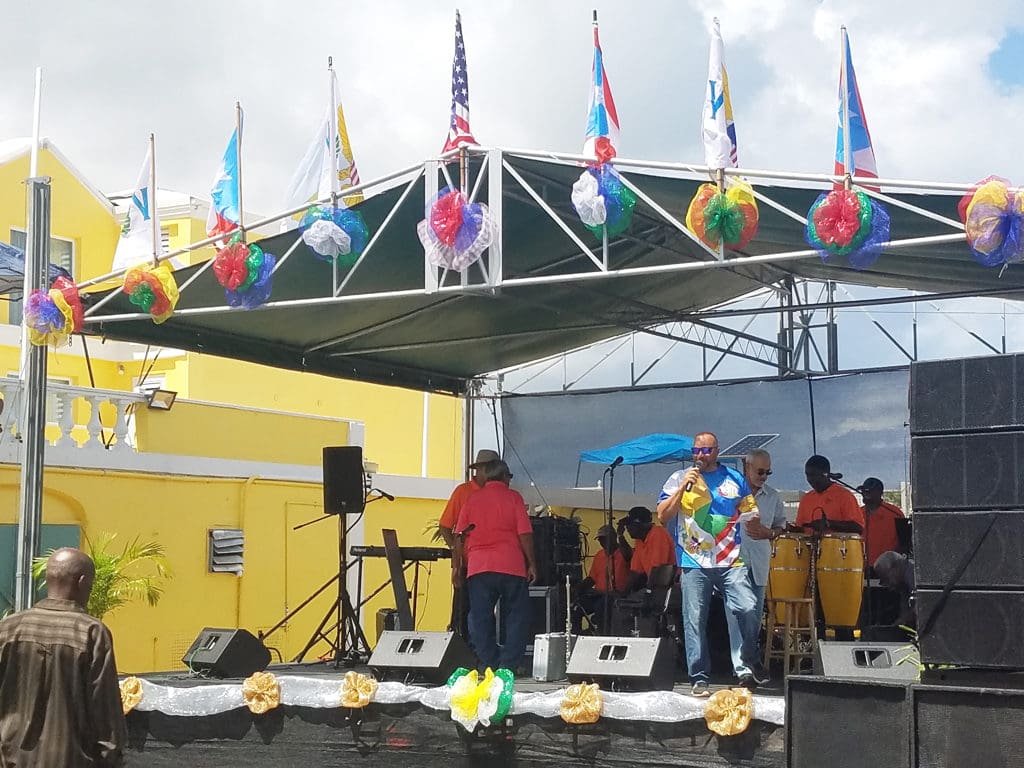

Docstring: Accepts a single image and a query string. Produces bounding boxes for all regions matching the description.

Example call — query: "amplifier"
[914,511,1024,589]
[910,431,1024,510]
[909,353,1024,435]
[917,589,1024,669]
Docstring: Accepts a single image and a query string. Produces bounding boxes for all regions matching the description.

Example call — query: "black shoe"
[751,664,770,685]
[738,674,758,691]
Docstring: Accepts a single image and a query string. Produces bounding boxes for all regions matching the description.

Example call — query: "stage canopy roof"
[83,152,1024,395]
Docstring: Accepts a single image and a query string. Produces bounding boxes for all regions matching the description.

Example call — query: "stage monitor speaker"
[814,641,919,681]
[182,627,270,678]
[910,431,1024,510]
[786,676,910,768]
[914,511,1024,589]
[323,446,365,515]
[917,589,1024,669]
[912,684,1024,767]
[369,630,475,684]
[909,353,1023,435]
[566,636,674,691]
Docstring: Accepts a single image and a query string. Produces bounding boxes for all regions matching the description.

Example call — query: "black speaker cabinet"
[910,432,1024,510]
[566,636,674,691]
[786,676,911,768]
[912,684,1024,767]
[914,511,1024,589]
[917,589,1024,668]
[910,354,1023,435]
[323,446,365,515]
[369,630,475,684]
[815,641,920,681]
[181,628,270,678]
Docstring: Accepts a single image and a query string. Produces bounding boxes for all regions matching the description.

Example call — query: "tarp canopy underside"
[86,156,1024,394]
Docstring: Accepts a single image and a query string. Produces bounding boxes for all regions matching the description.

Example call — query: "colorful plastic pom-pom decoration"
[685,181,759,250]
[805,189,890,270]
[571,164,636,239]
[213,241,276,310]
[416,188,496,271]
[123,263,179,323]
[299,205,369,267]
[958,176,1024,268]
[24,276,83,347]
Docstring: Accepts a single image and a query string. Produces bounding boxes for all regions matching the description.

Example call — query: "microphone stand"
[602,457,623,635]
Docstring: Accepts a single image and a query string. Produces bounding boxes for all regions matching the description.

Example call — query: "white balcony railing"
[0,379,146,452]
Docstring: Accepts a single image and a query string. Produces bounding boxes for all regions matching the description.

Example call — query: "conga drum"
[815,533,864,627]
[767,534,812,623]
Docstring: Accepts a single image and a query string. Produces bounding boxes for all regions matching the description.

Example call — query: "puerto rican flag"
[834,31,879,190]
[207,114,242,239]
[583,19,620,163]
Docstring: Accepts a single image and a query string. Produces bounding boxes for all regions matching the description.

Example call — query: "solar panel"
[719,433,779,459]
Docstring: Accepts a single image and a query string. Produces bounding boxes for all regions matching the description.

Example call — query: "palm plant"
[32,533,172,620]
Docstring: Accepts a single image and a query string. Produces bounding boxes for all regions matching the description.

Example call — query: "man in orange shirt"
[794,455,864,535]
[857,477,906,567]
[577,524,632,631]
[624,506,675,593]
[438,448,500,637]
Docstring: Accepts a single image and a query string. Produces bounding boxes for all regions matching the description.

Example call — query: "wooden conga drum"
[815,533,864,627]
[767,534,812,623]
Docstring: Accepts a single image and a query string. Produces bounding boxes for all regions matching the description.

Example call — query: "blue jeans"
[681,566,759,682]
[726,570,766,675]
[466,572,530,671]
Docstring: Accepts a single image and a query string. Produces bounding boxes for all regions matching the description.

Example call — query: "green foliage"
[423,518,445,543]
[32,533,172,620]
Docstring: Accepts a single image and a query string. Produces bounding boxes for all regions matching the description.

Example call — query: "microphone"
[457,523,476,537]
[684,459,703,492]
[827,472,843,480]
[608,456,624,470]
[371,489,395,501]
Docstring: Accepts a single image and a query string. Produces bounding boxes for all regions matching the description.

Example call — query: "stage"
[123,662,787,767]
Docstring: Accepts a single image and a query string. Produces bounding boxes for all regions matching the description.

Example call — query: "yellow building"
[0,138,467,672]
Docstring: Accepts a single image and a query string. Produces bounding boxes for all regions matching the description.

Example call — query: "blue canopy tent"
[576,433,694,488]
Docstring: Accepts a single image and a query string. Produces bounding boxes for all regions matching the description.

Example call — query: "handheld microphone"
[457,523,476,537]
[608,456,624,470]
[372,489,395,501]
[827,472,843,480]
[684,458,703,492]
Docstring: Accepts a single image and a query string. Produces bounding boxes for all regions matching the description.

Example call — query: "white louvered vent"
[208,529,244,575]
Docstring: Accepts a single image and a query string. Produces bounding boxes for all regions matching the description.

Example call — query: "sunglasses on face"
[693,446,717,456]
[755,469,773,476]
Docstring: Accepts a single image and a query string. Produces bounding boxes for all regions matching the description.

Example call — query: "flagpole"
[20,67,44,377]
[840,26,853,190]
[235,102,245,241]
[456,10,468,194]
[328,57,340,203]
[149,133,159,266]
[29,67,42,178]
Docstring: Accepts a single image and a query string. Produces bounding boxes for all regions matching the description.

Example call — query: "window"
[160,227,171,252]
[7,229,75,326]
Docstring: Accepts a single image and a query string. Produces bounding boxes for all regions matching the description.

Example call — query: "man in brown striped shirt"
[0,548,126,767]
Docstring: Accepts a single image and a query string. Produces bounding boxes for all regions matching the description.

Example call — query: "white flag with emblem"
[112,147,162,271]
[701,18,739,170]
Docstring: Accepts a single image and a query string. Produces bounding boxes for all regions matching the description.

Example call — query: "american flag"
[442,10,477,152]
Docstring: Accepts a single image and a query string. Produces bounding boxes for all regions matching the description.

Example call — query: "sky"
[1,1,1023,217]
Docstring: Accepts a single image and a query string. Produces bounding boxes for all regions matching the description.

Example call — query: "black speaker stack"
[909,352,1024,669]
[787,353,1024,767]
[530,516,583,587]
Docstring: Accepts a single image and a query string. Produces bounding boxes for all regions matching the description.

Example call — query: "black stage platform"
[124,662,786,767]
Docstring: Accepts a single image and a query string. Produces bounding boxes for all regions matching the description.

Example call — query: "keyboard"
[350,545,451,562]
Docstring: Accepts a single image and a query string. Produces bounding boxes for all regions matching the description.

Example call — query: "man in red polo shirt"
[794,455,864,534]
[454,461,537,672]
[858,477,906,567]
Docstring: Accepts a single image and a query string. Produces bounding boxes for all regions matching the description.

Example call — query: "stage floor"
[126,661,786,768]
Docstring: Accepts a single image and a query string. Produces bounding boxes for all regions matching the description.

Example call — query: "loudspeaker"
[814,641,919,681]
[323,446,365,515]
[910,431,1024,510]
[914,511,1024,588]
[530,517,582,586]
[912,684,1024,767]
[909,353,1023,434]
[369,630,475,684]
[566,636,675,691]
[182,628,271,678]
[786,676,910,768]
[917,590,1024,668]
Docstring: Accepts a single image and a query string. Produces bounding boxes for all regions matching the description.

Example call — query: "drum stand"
[764,544,819,676]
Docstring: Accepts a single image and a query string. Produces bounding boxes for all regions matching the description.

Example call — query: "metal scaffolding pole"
[14,178,52,611]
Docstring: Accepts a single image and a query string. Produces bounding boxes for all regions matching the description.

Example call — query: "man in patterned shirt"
[657,431,763,697]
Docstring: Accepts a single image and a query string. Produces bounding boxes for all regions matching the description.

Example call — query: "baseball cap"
[857,477,884,492]
[625,506,653,524]
[468,449,501,468]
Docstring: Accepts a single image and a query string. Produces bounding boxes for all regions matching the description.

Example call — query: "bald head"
[45,548,95,607]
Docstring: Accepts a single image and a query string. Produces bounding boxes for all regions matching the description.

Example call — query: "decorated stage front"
[122,663,786,767]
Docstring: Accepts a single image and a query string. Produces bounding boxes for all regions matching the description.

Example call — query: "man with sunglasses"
[724,449,787,680]
[657,432,763,696]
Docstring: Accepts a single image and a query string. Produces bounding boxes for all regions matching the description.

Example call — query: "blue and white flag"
[701,18,738,169]
[112,146,163,271]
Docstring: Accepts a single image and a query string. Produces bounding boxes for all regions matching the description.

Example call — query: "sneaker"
[738,674,757,691]
[691,680,711,698]
[751,664,770,685]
